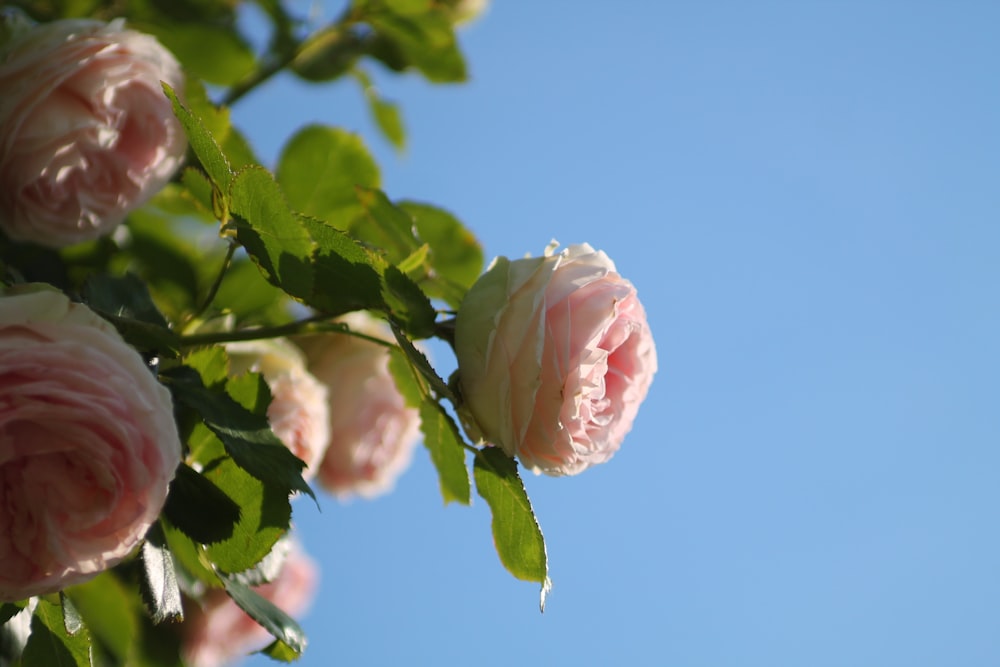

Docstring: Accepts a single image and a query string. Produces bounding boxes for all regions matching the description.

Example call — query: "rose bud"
[181,542,319,667]
[0,18,186,248]
[225,338,330,480]
[0,284,182,601]
[294,312,421,500]
[455,243,657,476]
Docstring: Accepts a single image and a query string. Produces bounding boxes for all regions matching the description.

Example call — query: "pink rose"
[455,243,657,476]
[0,18,185,248]
[0,284,182,601]
[181,543,319,667]
[225,339,330,480]
[294,312,421,499]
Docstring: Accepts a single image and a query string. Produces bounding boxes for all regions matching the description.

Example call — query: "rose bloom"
[225,339,330,480]
[455,243,657,476]
[182,543,319,667]
[0,284,182,601]
[0,18,185,248]
[294,312,421,499]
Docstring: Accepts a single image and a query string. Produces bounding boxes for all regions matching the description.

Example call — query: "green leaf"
[139,523,184,624]
[419,400,471,505]
[59,594,82,636]
[229,166,315,302]
[382,265,437,338]
[162,463,242,545]
[81,273,180,356]
[213,259,295,326]
[66,573,138,665]
[183,345,230,387]
[0,600,27,625]
[292,26,367,82]
[353,68,407,150]
[300,217,387,315]
[370,96,406,150]
[353,186,420,263]
[20,599,92,667]
[220,576,306,656]
[399,201,483,307]
[387,346,423,407]
[276,125,380,229]
[473,448,551,610]
[141,21,256,86]
[162,521,220,589]
[261,639,302,662]
[390,321,455,402]
[368,9,467,83]
[202,453,292,573]
[163,83,232,195]
[124,210,206,317]
[162,364,314,501]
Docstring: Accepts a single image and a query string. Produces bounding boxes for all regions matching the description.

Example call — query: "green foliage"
[276,125,380,229]
[221,576,307,658]
[0,2,584,664]
[66,573,139,664]
[473,448,551,609]
[419,400,472,505]
[20,599,92,667]
[81,273,179,356]
[139,523,184,625]
[162,463,242,546]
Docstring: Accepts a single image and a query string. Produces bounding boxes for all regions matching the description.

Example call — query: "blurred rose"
[0,284,181,601]
[0,18,185,248]
[294,312,421,499]
[225,339,330,480]
[455,243,657,476]
[182,543,319,667]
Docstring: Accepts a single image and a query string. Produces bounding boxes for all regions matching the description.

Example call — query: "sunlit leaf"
[203,453,292,573]
[221,576,306,656]
[229,166,315,302]
[162,364,314,501]
[139,522,184,624]
[260,638,301,662]
[163,83,232,195]
[141,21,255,86]
[162,463,242,545]
[20,599,92,667]
[353,186,420,262]
[399,201,483,308]
[276,125,380,229]
[473,448,551,610]
[390,321,454,401]
[66,572,138,664]
[419,400,471,504]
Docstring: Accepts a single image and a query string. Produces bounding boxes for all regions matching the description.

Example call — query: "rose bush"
[181,542,319,667]
[0,284,182,601]
[225,339,330,480]
[294,313,421,499]
[0,18,185,247]
[455,243,657,476]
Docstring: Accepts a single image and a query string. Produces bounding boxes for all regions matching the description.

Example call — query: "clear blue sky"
[234,2,1000,665]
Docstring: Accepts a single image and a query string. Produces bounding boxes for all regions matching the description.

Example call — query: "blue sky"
[233,2,1000,665]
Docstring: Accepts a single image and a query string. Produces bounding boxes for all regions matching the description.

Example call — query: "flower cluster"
[0,8,656,667]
